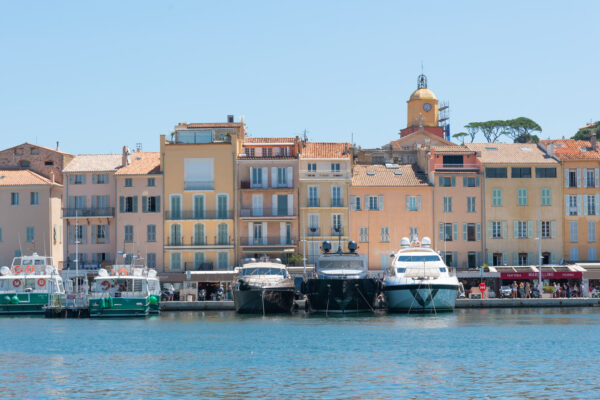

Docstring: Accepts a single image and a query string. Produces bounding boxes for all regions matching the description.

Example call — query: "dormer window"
[331,163,340,172]
[245,148,255,157]
[264,148,272,157]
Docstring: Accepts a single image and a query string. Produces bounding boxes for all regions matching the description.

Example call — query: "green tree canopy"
[506,117,542,142]
[477,120,509,143]
[464,122,480,142]
[452,132,468,144]
[572,121,600,141]
[514,133,539,143]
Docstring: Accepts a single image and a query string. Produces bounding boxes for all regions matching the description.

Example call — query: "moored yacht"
[383,237,459,313]
[304,241,378,313]
[233,259,296,314]
[0,253,64,314]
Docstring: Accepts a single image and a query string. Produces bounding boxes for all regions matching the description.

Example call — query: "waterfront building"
[114,148,163,270]
[299,142,352,264]
[539,138,600,262]
[160,118,244,273]
[425,145,484,269]
[237,137,300,264]
[0,170,63,266]
[349,164,432,270]
[62,154,122,269]
[466,143,563,266]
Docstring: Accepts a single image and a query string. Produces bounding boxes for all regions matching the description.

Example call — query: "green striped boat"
[88,265,160,318]
[0,254,65,315]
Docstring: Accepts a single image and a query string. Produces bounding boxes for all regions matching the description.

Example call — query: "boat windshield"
[21,258,48,266]
[319,260,365,270]
[396,255,441,262]
[94,278,144,294]
[241,268,286,277]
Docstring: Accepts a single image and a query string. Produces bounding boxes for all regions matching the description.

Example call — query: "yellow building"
[160,119,244,272]
[299,142,352,264]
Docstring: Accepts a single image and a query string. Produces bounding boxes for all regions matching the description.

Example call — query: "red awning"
[500,271,582,280]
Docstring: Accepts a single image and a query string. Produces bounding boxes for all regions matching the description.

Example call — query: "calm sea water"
[0,308,599,399]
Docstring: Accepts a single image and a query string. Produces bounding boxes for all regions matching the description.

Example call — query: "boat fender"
[12,279,21,288]
[14,265,22,274]
[149,295,158,305]
[10,295,19,304]
[101,280,111,290]
[3,295,11,303]
[118,268,128,277]
[26,265,35,274]
[37,278,46,287]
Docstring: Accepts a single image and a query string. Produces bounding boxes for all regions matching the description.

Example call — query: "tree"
[572,121,600,141]
[514,133,539,143]
[464,122,480,143]
[452,132,468,144]
[506,117,542,142]
[478,120,509,143]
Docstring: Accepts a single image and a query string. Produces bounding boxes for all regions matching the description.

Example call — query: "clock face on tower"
[423,103,432,112]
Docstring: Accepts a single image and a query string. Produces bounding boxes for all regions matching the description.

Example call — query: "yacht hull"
[305,278,377,313]
[384,284,458,313]
[88,296,150,318]
[233,288,296,314]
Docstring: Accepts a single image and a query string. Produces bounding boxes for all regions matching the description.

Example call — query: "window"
[360,227,368,242]
[439,176,455,187]
[463,177,479,187]
[368,196,379,211]
[30,192,38,205]
[308,163,316,172]
[468,252,477,269]
[535,167,557,178]
[467,197,476,213]
[70,225,86,244]
[354,196,361,211]
[148,178,155,187]
[308,214,319,235]
[589,248,597,261]
[465,223,477,241]
[11,193,19,206]
[69,174,86,185]
[380,227,390,242]
[440,223,454,242]
[492,253,504,266]
[44,161,54,166]
[92,195,109,209]
[406,196,420,211]
[491,221,502,239]
[486,168,507,178]
[194,223,205,245]
[589,221,596,243]
[568,195,578,216]
[217,223,228,245]
[541,221,551,239]
[568,170,577,188]
[277,167,287,187]
[518,253,529,266]
[124,178,132,187]
[276,194,288,216]
[517,188,527,206]
[492,189,502,207]
[120,196,138,213]
[217,194,228,219]
[587,169,596,187]
[194,252,205,269]
[93,174,108,184]
[170,195,182,219]
[92,225,109,244]
[409,226,418,241]
[184,158,214,190]
[570,221,578,243]
[570,248,578,261]
[443,155,463,167]
[516,221,528,239]
[26,227,34,242]
[170,253,181,271]
[147,253,156,268]
[30,147,39,155]
[332,214,342,234]
[332,187,342,207]
[244,147,255,157]
[443,196,452,212]
[511,168,531,178]
[587,195,597,216]
[143,196,160,213]
[308,186,319,207]
[147,225,156,242]
[170,224,182,245]
[217,252,229,270]
[251,167,263,187]
[541,188,551,206]
[19,160,30,168]
[124,225,134,243]
[331,163,340,172]
[264,148,273,157]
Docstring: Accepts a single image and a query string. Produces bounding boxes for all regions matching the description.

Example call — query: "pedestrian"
[563,283,569,298]
[512,281,518,299]
[518,282,525,298]
[526,282,531,299]
[553,282,559,298]
[168,284,175,301]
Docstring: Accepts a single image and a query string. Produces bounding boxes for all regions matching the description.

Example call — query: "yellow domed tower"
[407,74,438,128]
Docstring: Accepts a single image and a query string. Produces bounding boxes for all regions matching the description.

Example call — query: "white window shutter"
[551,252,556,264]
[583,168,588,187]
[487,221,493,239]
[405,195,409,211]
[528,220,533,238]
[280,222,286,245]
[378,195,384,211]
[513,252,518,266]
[439,222,443,242]
[577,168,581,188]
[596,168,599,187]
[463,223,467,241]
[502,220,507,239]
[577,194,582,216]
[248,224,253,245]
[417,196,421,211]
[564,168,569,187]
[262,167,268,188]
[453,252,458,268]
[596,194,600,215]
[584,195,589,215]
[477,223,481,241]
[513,220,518,238]
[262,222,268,245]
[364,196,369,210]
[272,194,277,216]
[487,252,493,266]
[452,223,458,241]
[287,194,293,216]
[502,253,507,265]
[350,196,356,211]
[271,167,277,188]
[551,220,556,238]
[565,194,569,216]
[287,166,293,188]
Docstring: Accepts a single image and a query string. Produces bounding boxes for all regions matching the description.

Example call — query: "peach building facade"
[349,164,432,270]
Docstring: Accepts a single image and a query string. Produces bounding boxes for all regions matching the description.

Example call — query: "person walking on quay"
[168,284,175,301]
[526,282,532,299]
[518,282,525,298]
[512,281,518,298]
[553,282,559,298]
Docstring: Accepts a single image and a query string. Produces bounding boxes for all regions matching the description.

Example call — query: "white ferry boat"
[383,237,459,313]
[0,253,65,314]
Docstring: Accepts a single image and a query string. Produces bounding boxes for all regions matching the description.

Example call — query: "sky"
[0,1,599,154]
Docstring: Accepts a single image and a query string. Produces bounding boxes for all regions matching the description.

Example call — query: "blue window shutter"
[157,196,160,212]
[451,177,456,187]
[142,196,147,213]
[133,196,138,213]
[119,196,124,213]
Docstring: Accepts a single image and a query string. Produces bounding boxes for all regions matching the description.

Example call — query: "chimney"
[122,146,130,167]
[591,133,597,151]
[56,141,59,151]
[227,115,234,123]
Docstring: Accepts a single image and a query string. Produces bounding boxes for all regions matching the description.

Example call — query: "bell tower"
[406,74,439,129]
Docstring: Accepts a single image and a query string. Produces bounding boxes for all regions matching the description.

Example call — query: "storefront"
[456,269,501,298]
[159,271,238,301]
[577,263,600,296]
[496,265,586,296]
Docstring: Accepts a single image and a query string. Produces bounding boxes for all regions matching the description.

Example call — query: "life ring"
[37,278,46,287]
[14,265,22,274]
[26,265,35,274]
[12,279,21,288]
[117,268,128,277]
[101,280,111,290]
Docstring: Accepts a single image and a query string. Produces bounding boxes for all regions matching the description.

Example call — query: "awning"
[496,265,585,280]
[577,263,600,280]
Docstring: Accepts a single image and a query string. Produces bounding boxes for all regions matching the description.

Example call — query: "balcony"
[166,236,233,247]
[240,181,294,190]
[184,262,215,271]
[433,162,480,171]
[331,227,344,236]
[240,208,296,218]
[303,199,344,208]
[299,170,352,180]
[164,210,233,220]
[63,207,115,218]
[307,227,320,237]
[239,236,297,247]
[62,262,107,270]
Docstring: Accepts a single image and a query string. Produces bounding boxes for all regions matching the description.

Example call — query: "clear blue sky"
[1,1,598,154]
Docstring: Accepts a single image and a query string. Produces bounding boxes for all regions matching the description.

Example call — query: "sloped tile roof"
[115,152,160,175]
[466,143,557,164]
[63,154,122,173]
[352,164,430,187]
[4,142,72,156]
[300,142,351,159]
[540,139,600,161]
[431,145,475,154]
[244,137,296,144]
[0,169,57,186]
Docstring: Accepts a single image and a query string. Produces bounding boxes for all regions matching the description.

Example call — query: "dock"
[456,298,600,308]
[161,300,236,311]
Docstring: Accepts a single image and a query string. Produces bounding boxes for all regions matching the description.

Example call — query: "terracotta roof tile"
[115,152,161,175]
[431,145,476,154]
[63,154,122,173]
[244,137,296,144]
[300,142,351,159]
[0,169,58,186]
[466,143,557,164]
[352,164,429,187]
[540,139,600,161]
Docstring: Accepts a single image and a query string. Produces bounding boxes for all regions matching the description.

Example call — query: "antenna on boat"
[18,234,23,258]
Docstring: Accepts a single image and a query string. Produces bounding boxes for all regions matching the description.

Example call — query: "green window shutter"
[142,196,147,213]
[477,223,481,241]
[462,223,467,241]
[463,177,467,187]
[487,221,493,239]
[451,177,456,187]
[119,196,124,213]
[156,196,160,212]
[133,196,138,213]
